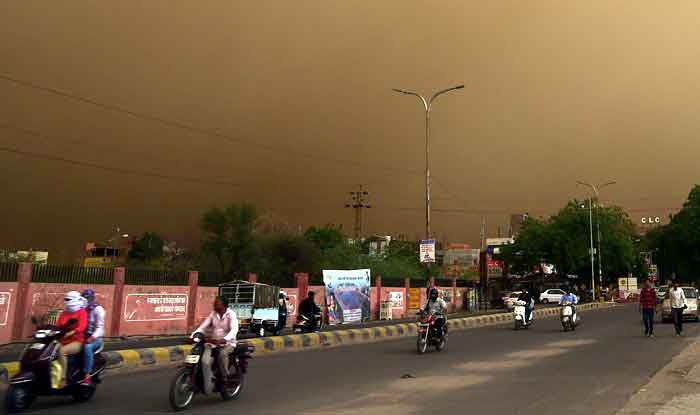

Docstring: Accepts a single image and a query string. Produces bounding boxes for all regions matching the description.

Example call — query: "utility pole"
[345,185,371,240]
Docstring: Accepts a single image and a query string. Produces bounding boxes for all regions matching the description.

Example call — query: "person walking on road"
[670,281,688,336]
[639,279,657,338]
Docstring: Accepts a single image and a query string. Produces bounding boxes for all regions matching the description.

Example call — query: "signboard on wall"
[124,293,188,322]
[388,291,404,309]
[0,292,11,326]
[408,288,421,310]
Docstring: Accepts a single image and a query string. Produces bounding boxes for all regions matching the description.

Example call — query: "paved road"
[9,305,699,415]
[0,307,516,363]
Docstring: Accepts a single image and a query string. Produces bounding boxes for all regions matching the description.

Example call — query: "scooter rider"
[517,289,534,323]
[81,289,105,386]
[424,288,447,337]
[298,291,321,330]
[192,296,238,394]
[275,291,288,336]
[559,289,578,322]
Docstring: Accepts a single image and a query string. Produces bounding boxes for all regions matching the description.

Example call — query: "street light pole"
[577,180,616,298]
[586,198,596,300]
[393,84,464,239]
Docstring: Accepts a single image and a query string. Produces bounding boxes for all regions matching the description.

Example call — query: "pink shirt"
[193,309,239,346]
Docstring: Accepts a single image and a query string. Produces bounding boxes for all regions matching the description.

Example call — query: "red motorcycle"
[416,310,447,354]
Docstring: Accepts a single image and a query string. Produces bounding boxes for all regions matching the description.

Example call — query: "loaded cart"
[218,281,280,337]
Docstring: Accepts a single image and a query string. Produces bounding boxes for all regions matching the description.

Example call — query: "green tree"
[128,232,164,263]
[200,203,257,277]
[504,199,637,283]
[304,225,346,251]
[647,185,700,282]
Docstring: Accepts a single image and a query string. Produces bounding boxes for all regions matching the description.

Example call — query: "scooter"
[6,319,106,413]
[293,313,322,334]
[513,300,534,330]
[416,310,447,354]
[169,333,254,411]
[560,302,578,331]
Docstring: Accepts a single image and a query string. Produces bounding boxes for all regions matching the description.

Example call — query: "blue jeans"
[83,338,103,374]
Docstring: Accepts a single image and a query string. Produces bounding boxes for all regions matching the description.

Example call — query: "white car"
[539,289,566,304]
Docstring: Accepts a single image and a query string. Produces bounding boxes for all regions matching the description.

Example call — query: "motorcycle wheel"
[514,321,521,331]
[221,374,245,401]
[436,336,447,352]
[417,338,428,355]
[169,368,195,411]
[72,384,97,403]
[5,385,31,414]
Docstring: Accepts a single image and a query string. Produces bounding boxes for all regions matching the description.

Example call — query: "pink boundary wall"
[2,264,471,342]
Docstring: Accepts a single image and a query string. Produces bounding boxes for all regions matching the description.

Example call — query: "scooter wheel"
[5,385,31,413]
[72,384,97,403]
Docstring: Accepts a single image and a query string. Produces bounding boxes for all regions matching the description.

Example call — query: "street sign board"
[420,239,436,263]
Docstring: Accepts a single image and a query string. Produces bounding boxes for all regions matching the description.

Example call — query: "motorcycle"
[293,313,322,334]
[513,300,534,330]
[6,319,106,413]
[560,302,578,331]
[169,333,254,411]
[416,310,447,354]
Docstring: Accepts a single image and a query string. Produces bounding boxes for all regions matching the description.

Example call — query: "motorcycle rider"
[559,289,578,323]
[275,291,288,336]
[517,289,534,324]
[298,291,321,330]
[424,288,447,337]
[81,289,105,386]
[56,291,88,388]
[192,296,238,394]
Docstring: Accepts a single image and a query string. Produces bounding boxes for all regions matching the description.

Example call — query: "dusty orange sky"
[1,1,696,260]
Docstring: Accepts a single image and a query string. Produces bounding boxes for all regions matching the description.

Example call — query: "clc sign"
[641,216,661,224]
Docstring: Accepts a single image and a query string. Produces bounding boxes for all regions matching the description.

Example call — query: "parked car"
[539,289,566,304]
[503,291,523,311]
[661,287,700,323]
[656,285,669,303]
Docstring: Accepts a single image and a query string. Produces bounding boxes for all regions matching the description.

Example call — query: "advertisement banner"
[124,293,188,322]
[323,269,371,325]
[420,239,436,263]
[408,288,421,310]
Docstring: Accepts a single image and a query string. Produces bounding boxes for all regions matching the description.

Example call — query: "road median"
[0,302,616,381]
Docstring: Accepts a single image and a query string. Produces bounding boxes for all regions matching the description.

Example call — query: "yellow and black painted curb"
[0,302,615,381]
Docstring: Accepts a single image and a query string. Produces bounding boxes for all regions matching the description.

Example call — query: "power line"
[0,73,423,177]
[0,145,246,187]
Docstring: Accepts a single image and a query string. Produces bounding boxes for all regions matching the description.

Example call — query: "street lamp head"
[454,84,465,90]
[392,88,411,94]
[121,234,130,239]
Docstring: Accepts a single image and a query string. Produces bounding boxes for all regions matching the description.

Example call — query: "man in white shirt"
[669,281,688,336]
[193,296,238,393]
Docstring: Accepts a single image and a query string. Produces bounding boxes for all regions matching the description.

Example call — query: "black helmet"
[429,288,439,300]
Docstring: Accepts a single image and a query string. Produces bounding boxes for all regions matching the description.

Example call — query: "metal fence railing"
[124,268,188,286]
[0,262,19,282]
[198,271,228,287]
[31,264,114,284]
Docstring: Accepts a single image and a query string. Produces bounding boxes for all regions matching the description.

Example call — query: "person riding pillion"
[81,289,105,386]
[192,296,239,394]
[559,289,578,322]
[517,289,534,323]
[424,288,447,337]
